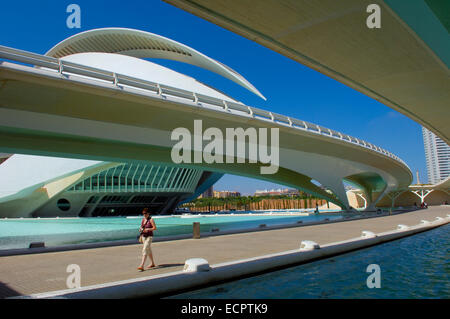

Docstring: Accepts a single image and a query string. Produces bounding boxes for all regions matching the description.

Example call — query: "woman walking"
[138,208,157,271]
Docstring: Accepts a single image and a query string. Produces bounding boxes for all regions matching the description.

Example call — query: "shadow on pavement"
[0,281,21,299]
[153,263,184,269]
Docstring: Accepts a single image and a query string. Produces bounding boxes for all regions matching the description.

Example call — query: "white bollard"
[183,258,210,273]
[397,224,409,230]
[361,231,377,238]
[299,240,320,251]
[420,220,431,225]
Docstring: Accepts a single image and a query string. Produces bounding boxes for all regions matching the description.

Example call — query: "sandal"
[137,266,144,271]
[147,265,156,269]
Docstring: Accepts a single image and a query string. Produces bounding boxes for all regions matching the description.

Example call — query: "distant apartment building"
[213,190,241,198]
[254,188,299,197]
[422,127,450,184]
[198,186,214,199]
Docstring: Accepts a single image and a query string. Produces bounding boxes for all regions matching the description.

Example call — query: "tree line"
[182,194,328,211]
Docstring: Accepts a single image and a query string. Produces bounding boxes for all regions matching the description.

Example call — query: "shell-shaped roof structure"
[46,27,266,100]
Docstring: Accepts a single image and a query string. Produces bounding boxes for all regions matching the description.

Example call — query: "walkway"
[0,206,448,298]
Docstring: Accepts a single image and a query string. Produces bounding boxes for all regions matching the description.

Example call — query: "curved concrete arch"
[354,176,450,208]
[165,0,450,144]
[423,190,450,205]
[0,101,410,210]
[46,27,266,100]
[408,176,450,204]
[59,52,239,103]
[344,172,389,210]
[0,43,412,212]
[381,189,450,208]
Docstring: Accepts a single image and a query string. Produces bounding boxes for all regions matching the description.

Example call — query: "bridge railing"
[0,45,410,170]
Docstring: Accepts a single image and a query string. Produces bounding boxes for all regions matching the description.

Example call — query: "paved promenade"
[0,206,448,298]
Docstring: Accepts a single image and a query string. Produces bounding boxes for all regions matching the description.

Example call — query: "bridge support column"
[356,193,367,209]
[364,186,393,211]
[411,189,434,204]
[325,180,350,211]
[361,188,376,211]
[384,190,405,208]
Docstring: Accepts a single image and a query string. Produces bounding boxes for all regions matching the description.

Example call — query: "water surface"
[169,224,450,299]
[0,211,342,249]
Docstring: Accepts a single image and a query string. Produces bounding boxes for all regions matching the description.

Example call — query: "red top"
[141,217,153,237]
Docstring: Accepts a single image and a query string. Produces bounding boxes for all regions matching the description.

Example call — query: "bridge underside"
[0,62,412,211]
[165,0,450,144]
[344,172,389,210]
[0,130,346,209]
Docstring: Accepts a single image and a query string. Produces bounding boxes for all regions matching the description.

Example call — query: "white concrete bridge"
[0,28,412,211]
[165,0,450,144]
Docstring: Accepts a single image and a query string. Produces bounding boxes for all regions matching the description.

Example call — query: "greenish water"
[169,224,450,299]
[0,211,342,250]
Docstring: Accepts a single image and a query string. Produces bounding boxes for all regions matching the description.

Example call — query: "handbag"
[138,220,145,243]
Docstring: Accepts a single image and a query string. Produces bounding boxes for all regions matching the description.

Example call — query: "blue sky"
[0,0,429,195]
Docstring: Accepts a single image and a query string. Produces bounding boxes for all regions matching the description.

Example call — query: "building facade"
[213,191,241,198]
[0,154,222,218]
[254,188,300,197]
[422,127,450,184]
[198,186,214,199]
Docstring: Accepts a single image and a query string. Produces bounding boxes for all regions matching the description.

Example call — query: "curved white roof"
[0,154,101,199]
[409,176,450,190]
[46,27,266,100]
[61,52,239,102]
